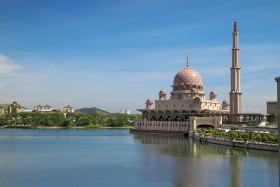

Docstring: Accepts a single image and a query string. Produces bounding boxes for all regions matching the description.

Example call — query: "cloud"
[0,54,20,74]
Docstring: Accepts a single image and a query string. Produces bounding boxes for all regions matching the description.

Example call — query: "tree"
[267,114,277,123]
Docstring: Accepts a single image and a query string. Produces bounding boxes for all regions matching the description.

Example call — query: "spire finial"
[187,53,189,68]
[234,20,238,32]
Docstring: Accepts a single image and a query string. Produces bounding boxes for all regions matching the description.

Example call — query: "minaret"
[230,20,242,123]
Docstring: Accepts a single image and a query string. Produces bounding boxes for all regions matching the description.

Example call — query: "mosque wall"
[134,121,189,132]
[133,116,222,136]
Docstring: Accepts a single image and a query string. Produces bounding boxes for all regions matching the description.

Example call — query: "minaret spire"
[234,20,238,32]
[187,53,189,68]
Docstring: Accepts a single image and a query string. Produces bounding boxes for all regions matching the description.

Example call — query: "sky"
[0,0,279,114]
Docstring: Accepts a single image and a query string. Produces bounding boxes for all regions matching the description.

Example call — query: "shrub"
[261,136,268,142]
[255,134,262,141]
[264,141,273,144]
[196,129,202,134]
[236,138,244,141]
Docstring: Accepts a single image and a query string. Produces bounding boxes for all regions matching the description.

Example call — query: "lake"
[0,129,278,187]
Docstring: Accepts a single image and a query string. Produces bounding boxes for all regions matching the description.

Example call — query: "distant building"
[0,105,7,115]
[119,109,131,114]
[63,105,75,113]
[267,101,277,114]
[8,101,26,113]
[0,102,26,115]
[34,104,54,111]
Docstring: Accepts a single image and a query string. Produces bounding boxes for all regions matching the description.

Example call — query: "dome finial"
[187,53,189,68]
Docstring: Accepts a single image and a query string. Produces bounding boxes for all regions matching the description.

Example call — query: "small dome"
[146,98,153,103]
[223,99,229,105]
[210,90,216,95]
[194,97,200,102]
[191,88,197,92]
[159,89,166,94]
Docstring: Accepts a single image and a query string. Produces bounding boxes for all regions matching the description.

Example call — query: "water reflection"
[134,134,278,187]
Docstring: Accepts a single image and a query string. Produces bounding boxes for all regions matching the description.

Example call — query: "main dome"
[173,67,203,86]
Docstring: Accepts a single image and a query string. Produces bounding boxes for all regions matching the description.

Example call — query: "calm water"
[0,129,278,187]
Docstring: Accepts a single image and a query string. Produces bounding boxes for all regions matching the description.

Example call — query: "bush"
[247,122,259,126]
[255,134,262,141]
[264,141,274,144]
[196,129,202,134]
[261,136,268,142]
[236,138,244,141]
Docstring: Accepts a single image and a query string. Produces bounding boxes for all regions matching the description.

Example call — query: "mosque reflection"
[134,134,278,187]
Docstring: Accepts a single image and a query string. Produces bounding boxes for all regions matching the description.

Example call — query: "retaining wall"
[193,134,278,152]
[129,129,188,136]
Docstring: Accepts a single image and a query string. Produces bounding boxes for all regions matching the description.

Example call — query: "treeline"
[76,107,110,115]
[0,112,141,128]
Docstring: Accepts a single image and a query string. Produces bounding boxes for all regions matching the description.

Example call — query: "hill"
[76,107,111,115]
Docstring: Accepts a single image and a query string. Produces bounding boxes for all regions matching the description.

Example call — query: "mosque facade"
[138,54,230,122]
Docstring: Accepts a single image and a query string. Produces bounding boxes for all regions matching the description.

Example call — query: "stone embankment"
[221,124,278,134]
[193,134,278,152]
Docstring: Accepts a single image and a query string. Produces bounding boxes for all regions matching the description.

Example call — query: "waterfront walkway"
[193,134,278,152]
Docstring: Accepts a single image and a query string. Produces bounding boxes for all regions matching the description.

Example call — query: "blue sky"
[0,0,279,113]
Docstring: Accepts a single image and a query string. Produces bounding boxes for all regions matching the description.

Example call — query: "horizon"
[0,0,279,114]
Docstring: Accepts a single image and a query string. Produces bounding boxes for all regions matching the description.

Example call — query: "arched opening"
[159,116,164,121]
[166,116,172,121]
[192,85,196,89]
[174,116,181,121]
[151,116,156,121]
[180,85,184,90]
[184,115,189,121]
[190,110,198,114]
[186,85,190,90]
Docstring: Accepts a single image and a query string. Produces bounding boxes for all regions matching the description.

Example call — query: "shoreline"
[193,134,278,152]
[0,125,134,130]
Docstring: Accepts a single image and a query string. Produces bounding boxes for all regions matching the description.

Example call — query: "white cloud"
[0,54,20,74]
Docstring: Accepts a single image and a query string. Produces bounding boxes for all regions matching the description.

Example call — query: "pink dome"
[223,99,229,105]
[146,98,153,103]
[159,89,166,94]
[194,97,200,102]
[173,67,203,86]
[191,88,197,92]
[210,90,216,95]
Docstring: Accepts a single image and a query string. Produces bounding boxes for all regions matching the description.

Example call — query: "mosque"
[131,21,254,136]
[138,55,230,122]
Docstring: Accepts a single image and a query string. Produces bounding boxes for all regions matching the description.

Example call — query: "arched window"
[180,85,184,90]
